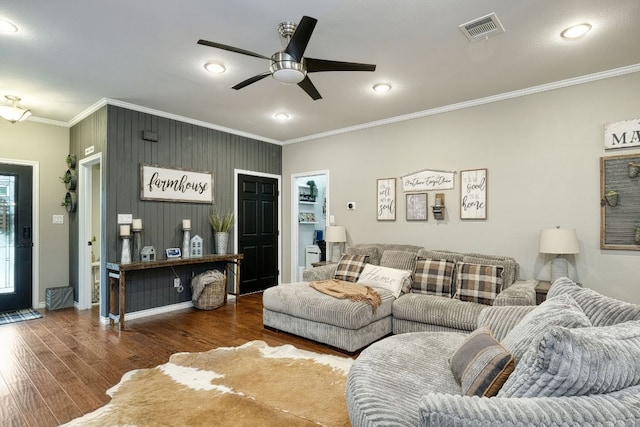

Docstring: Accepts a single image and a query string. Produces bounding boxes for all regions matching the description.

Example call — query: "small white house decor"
[190,234,203,258]
[140,164,213,203]
[604,119,640,150]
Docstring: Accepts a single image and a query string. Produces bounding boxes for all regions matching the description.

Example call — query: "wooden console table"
[107,253,243,330]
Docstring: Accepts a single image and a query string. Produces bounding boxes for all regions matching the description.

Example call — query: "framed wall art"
[600,153,640,250]
[460,169,487,220]
[406,193,428,221]
[376,178,396,221]
[140,164,213,203]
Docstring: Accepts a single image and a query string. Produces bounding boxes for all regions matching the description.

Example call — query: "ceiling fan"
[197,16,376,100]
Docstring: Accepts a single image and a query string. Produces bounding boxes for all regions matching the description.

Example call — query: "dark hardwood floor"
[0,293,347,427]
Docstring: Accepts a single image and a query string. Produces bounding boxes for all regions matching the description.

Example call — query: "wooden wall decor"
[600,153,640,250]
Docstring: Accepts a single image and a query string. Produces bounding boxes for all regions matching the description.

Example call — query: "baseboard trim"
[98,300,195,325]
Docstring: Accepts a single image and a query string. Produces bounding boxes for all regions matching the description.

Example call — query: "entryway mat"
[0,308,42,326]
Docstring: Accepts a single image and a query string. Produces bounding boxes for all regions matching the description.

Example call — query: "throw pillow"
[501,293,591,364]
[462,255,518,288]
[453,262,504,305]
[356,264,411,298]
[499,319,640,398]
[450,326,514,397]
[333,254,369,282]
[380,250,419,294]
[346,246,381,265]
[412,258,456,297]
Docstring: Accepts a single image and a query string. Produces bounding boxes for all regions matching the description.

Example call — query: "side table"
[535,280,551,305]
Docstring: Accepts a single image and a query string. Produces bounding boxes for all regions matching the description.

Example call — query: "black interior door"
[237,174,278,294]
[0,164,33,312]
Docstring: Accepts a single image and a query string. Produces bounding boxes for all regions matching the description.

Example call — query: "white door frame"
[234,169,282,289]
[77,153,102,310]
[290,170,329,282]
[0,158,39,309]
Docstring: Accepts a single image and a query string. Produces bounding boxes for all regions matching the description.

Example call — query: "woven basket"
[192,270,227,310]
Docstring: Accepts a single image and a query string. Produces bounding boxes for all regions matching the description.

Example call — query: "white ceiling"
[1,1,640,143]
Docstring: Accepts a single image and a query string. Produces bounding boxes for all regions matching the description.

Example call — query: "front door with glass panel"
[0,164,33,312]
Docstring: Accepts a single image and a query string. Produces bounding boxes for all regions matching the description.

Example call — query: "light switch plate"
[329,215,335,224]
[52,215,64,224]
[117,214,133,224]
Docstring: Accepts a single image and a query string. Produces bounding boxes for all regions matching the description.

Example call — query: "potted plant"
[209,210,234,254]
[60,170,77,190]
[604,190,619,207]
[306,180,318,202]
[66,154,77,169]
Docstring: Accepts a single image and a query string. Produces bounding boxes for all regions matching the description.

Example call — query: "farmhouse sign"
[401,169,455,192]
[140,164,213,203]
[604,119,640,150]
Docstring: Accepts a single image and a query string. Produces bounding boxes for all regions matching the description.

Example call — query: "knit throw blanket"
[310,279,382,314]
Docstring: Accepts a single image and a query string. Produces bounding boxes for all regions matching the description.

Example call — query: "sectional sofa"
[262,243,537,352]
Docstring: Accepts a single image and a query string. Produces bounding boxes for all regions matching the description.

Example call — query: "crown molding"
[282,63,640,145]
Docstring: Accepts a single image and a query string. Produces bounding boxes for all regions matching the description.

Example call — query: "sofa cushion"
[453,262,503,305]
[333,254,368,282]
[499,319,640,398]
[393,293,486,332]
[548,278,640,326]
[346,246,381,265]
[412,258,455,297]
[450,326,514,397]
[357,264,411,298]
[501,294,592,364]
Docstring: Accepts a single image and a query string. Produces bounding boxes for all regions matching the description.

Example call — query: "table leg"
[109,275,116,326]
[119,272,126,330]
[235,259,241,304]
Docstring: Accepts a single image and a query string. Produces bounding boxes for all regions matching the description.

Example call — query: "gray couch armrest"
[494,279,537,306]
[302,264,337,282]
[476,305,535,341]
[419,387,640,426]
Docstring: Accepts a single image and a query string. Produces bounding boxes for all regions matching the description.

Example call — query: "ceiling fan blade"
[232,72,272,90]
[297,76,322,100]
[284,16,318,62]
[305,58,376,73]
[197,39,270,60]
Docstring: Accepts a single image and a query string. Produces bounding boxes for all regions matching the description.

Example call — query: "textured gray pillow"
[346,246,381,265]
[501,294,591,364]
[499,320,640,398]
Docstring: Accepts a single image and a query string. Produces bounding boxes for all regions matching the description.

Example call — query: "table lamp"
[539,227,579,283]
[325,225,347,262]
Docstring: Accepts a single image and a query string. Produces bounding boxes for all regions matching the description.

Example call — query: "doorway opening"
[291,171,329,282]
[78,153,102,310]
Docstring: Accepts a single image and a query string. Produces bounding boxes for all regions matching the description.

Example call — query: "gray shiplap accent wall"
[104,105,281,314]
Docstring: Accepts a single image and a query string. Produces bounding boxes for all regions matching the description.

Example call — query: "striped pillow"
[454,262,503,305]
[450,326,514,397]
[412,258,455,296]
[333,254,369,282]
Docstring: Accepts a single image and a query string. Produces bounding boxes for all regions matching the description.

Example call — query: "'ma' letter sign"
[140,164,213,203]
[604,119,640,150]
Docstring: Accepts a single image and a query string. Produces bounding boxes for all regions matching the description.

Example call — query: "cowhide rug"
[63,340,353,426]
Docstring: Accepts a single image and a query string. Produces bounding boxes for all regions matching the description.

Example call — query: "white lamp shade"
[539,228,580,254]
[325,225,346,243]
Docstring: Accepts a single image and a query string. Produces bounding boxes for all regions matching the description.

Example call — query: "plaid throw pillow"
[450,326,514,397]
[412,258,455,296]
[333,254,369,282]
[454,262,503,305]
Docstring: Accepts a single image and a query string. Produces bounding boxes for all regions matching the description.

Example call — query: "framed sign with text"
[460,169,487,220]
[406,193,428,221]
[401,169,455,192]
[140,164,214,203]
[377,178,396,221]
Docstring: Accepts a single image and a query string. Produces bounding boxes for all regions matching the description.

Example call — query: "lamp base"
[550,256,569,283]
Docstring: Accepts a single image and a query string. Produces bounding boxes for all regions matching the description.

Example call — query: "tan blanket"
[310,279,382,314]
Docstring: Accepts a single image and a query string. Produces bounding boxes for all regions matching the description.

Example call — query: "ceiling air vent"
[459,13,505,42]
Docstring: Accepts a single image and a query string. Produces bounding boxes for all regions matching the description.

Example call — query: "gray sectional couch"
[262,243,537,352]
[346,278,640,426]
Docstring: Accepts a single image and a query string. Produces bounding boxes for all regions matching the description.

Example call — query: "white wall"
[283,71,640,304]
[0,120,70,305]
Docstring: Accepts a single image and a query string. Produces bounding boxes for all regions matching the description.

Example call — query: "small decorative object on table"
[209,210,234,254]
[131,219,143,262]
[182,219,191,259]
[120,224,131,264]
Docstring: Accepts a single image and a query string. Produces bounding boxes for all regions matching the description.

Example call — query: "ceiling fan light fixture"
[561,23,592,39]
[0,18,18,33]
[270,51,306,84]
[373,83,392,93]
[274,112,290,120]
[204,62,226,73]
[0,95,31,123]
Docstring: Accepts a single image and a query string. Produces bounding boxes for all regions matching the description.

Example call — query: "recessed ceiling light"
[373,83,392,93]
[274,112,290,121]
[0,18,18,33]
[204,62,226,73]
[561,23,592,39]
